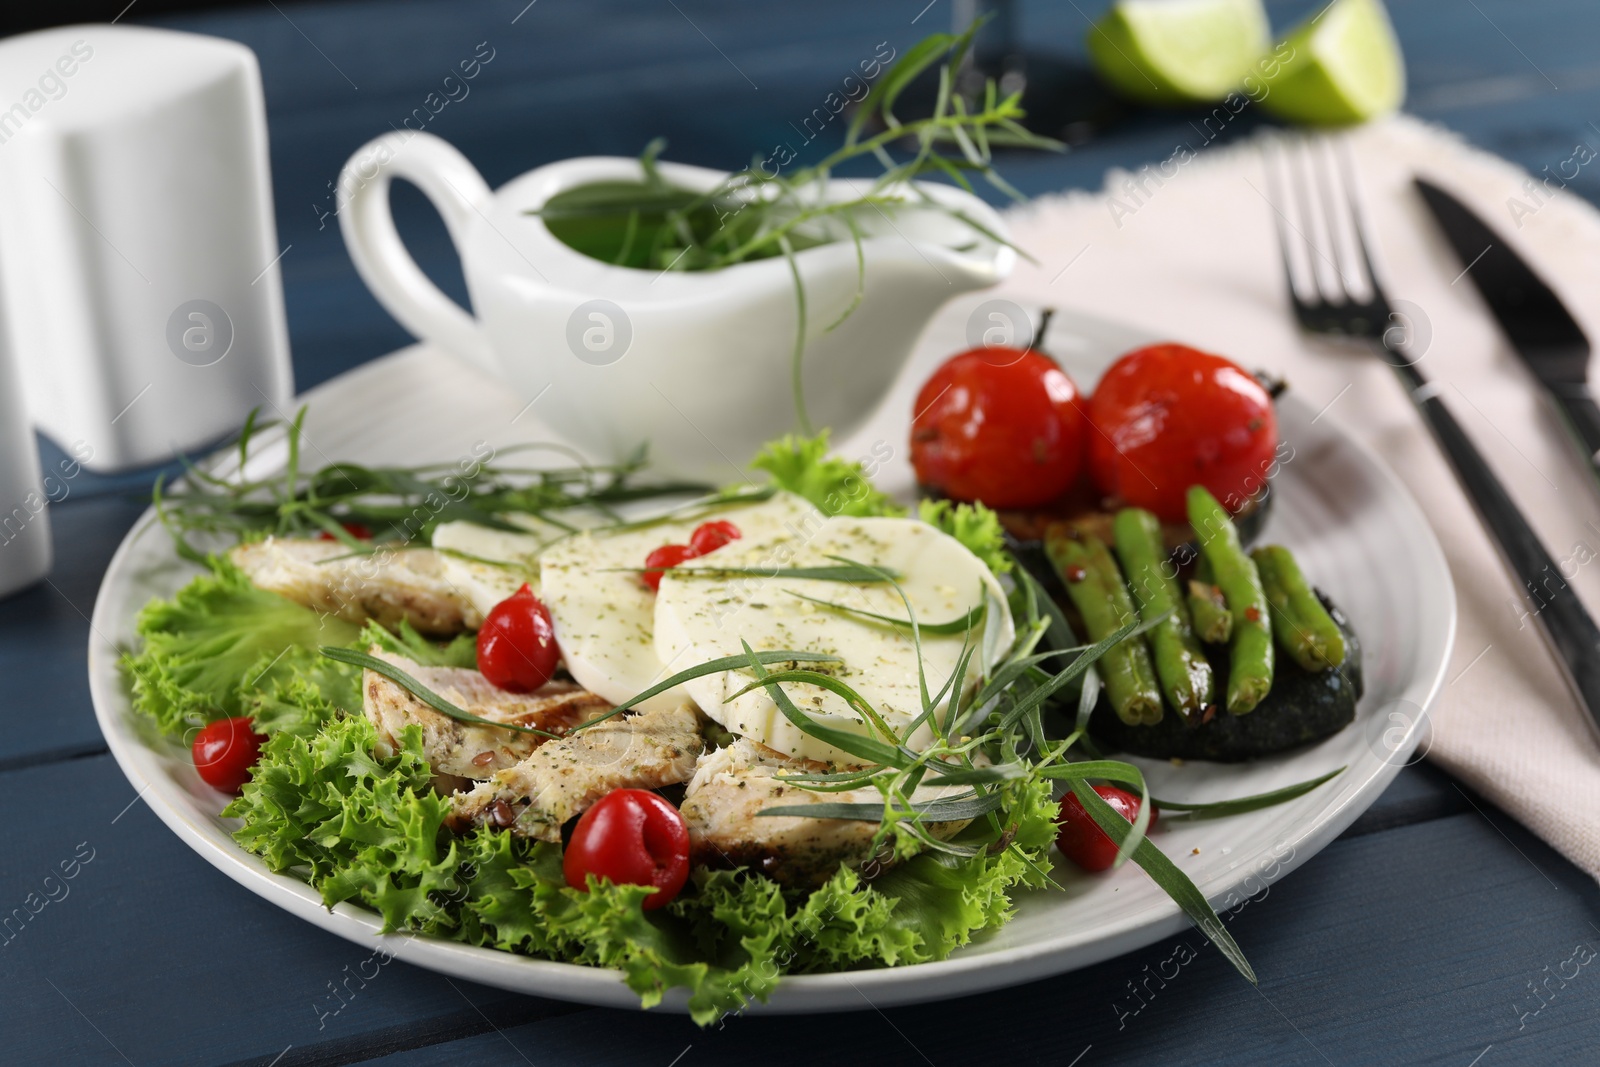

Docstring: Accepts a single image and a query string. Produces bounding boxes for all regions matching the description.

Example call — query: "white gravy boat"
[339,131,1014,480]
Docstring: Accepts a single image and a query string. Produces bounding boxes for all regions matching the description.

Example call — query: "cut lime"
[1087,0,1272,106]
[1258,0,1406,124]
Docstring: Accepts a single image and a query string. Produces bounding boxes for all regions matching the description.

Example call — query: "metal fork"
[1266,135,1600,745]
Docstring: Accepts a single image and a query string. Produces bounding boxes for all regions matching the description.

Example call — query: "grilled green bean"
[1187,553,1233,645]
[1188,486,1273,714]
[1113,508,1214,718]
[1251,545,1348,670]
[1045,528,1163,725]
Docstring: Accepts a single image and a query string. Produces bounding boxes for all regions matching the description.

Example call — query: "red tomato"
[476,583,560,692]
[1055,784,1157,872]
[563,788,691,910]
[1087,344,1278,523]
[316,522,373,541]
[688,519,742,556]
[910,347,1087,508]
[192,716,267,794]
[641,543,696,592]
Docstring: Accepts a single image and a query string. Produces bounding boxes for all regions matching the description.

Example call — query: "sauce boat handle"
[338,131,496,370]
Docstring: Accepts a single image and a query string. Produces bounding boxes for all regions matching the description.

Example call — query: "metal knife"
[1414,176,1600,486]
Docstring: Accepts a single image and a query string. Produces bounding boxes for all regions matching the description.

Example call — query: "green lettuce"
[123,560,478,739]
[750,431,904,518]
[227,716,770,1022]
[917,499,1013,576]
[123,557,363,736]
[225,711,1063,1025]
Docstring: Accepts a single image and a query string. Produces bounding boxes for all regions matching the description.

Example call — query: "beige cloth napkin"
[990,114,1600,881]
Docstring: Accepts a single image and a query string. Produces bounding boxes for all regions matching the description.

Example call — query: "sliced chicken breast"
[681,739,972,887]
[449,701,705,841]
[230,537,477,636]
[362,649,611,790]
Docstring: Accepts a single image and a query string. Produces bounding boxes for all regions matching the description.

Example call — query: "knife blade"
[1413,176,1600,483]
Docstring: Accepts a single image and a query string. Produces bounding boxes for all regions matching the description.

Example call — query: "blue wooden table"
[5,1,1600,1063]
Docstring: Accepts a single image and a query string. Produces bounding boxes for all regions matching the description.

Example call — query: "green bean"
[1187,553,1233,645]
[1187,486,1273,715]
[1045,528,1163,725]
[1251,545,1347,671]
[1113,508,1214,718]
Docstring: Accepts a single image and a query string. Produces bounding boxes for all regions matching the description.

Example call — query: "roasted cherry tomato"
[192,716,267,794]
[476,583,560,692]
[688,519,742,556]
[641,543,696,592]
[1055,784,1157,873]
[910,346,1087,508]
[563,788,691,910]
[1087,343,1278,523]
[316,522,373,541]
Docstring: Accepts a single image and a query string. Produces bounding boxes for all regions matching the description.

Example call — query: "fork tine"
[1286,134,1337,308]
[1262,137,1311,318]
[1265,132,1394,340]
[1309,136,1362,305]
[1332,137,1391,318]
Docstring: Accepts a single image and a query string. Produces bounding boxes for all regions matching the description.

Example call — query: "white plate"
[89,303,1455,1015]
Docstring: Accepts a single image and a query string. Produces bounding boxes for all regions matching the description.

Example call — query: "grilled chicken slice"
[229,537,477,636]
[681,739,972,887]
[362,649,611,791]
[449,702,705,841]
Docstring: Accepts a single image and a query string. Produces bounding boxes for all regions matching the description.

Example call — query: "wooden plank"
[0,497,147,769]
[0,753,582,1067]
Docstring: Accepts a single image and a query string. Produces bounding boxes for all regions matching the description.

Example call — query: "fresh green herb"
[725,667,902,743]
[757,791,1005,823]
[918,499,1012,576]
[634,563,902,583]
[553,649,846,735]
[586,484,778,536]
[320,646,565,739]
[1151,767,1345,817]
[1070,779,1256,983]
[749,430,905,518]
[784,589,985,636]
[153,405,709,556]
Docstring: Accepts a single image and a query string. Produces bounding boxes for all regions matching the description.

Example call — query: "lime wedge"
[1087,0,1271,105]
[1259,0,1406,124]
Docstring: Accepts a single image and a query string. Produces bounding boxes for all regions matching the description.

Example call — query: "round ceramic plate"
[89,302,1456,1015]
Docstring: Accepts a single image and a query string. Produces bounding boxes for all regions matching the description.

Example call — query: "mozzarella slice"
[653,516,1013,763]
[431,515,568,618]
[540,492,824,713]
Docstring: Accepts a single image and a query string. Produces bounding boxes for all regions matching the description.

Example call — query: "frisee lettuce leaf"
[749,431,904,518]
[122,557,363,736]
[224,712,1064,1025]
[917,499,1013,576]
[123,559,476,739]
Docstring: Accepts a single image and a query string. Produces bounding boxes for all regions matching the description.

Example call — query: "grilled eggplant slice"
[1088,593,1361,762]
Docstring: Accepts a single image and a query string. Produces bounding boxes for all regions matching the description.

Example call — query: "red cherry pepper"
[1056,784,1158,872]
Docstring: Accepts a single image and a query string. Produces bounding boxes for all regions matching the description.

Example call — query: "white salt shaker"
[0,24,293,473]
[0,272,51,597]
